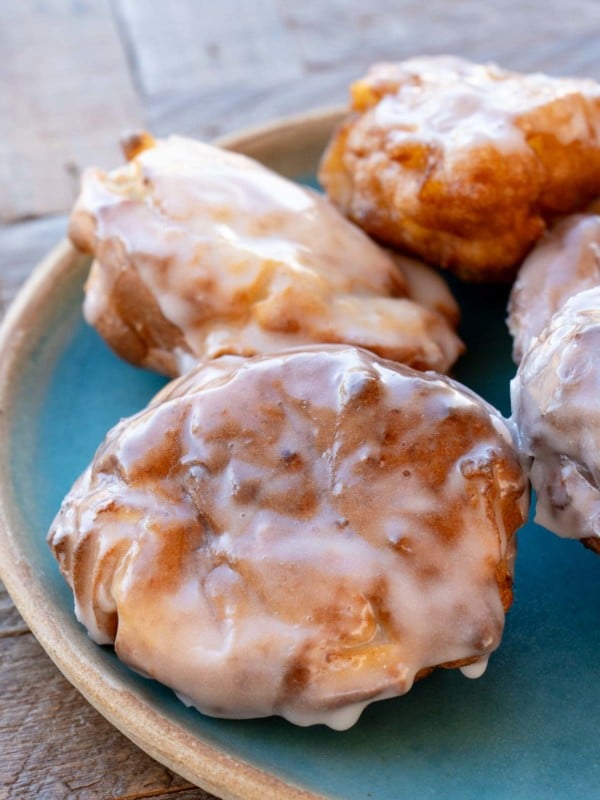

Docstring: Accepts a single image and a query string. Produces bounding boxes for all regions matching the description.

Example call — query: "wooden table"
[2,2,600,798]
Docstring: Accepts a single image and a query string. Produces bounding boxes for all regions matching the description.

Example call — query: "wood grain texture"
[113,0,303,98]
[280,0,600,73]
[0,216,68,313]
[3,0,599,222]
[108,0,600,140]
[0,582,27,638]
[0,0,142,223]
[0,628,212,800]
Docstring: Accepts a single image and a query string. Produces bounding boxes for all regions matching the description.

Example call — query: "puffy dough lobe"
[70,134,463,377]
[507,213,600,363]
[48,346,528,729]
[318,56,600,282]
[389,252,461,327]
[511,287,600,549]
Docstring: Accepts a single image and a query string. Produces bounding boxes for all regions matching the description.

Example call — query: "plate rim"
[0,107,348,800]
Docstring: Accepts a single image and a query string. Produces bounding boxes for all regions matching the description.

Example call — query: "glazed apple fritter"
[319,56,600,281]
[511,287,600,553]
[508,212,600,363]
[70,134,463,376]
[49,346,528,728]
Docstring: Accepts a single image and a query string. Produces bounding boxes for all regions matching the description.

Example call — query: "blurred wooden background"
[1,1,600,798]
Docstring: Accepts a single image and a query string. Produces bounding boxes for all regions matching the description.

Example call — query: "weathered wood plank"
[280,0,600,75]
[0,633,213,800]
[0,582,28,638]
[130,0,600,140]
[0,216,69,314]
[113,0,303,98]
[0,0,142,223]
[146,66,356,139]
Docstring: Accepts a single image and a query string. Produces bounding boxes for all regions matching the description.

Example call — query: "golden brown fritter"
[49,346,528,728]
[71,134,463,375]
[319,56,600,281]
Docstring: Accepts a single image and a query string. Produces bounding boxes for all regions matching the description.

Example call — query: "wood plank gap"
[0,0,144,221]
[114,785,201,800]
[109,0,147,102]
[0,626,30,639]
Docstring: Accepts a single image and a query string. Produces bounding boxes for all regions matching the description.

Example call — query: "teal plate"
[1,115,599,800]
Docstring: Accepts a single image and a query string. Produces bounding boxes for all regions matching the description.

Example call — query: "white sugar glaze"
[508,213,600,363]
[365,56,600,160]
[72,136,462,375]
[49,346,528,728]
[511,287,600,542]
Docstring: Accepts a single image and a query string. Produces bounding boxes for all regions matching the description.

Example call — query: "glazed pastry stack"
[48,55,600,729]
[509,219,600,552]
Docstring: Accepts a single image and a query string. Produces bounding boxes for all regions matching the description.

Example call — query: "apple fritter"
[70,134,463,376]
[511,287,600,550]
[508,212,600,363]
[49,346,528,728]
[319,56,600,281]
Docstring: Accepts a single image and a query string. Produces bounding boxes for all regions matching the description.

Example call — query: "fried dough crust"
[511,287,600,547]
[49,346,528,727]
[319,57,600,281]
[70,135,463,376]
[507,213,600,363]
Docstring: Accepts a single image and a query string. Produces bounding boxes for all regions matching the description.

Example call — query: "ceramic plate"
[1,110,599,800]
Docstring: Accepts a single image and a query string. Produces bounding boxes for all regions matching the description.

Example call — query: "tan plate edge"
[0,107,349,800]
[214,104,344,161]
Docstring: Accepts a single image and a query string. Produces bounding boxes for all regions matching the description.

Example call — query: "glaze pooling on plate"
[48,346,527,729]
